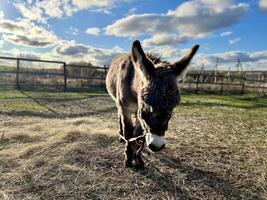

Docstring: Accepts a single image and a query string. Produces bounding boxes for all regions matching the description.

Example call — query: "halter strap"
[119,133,146,155]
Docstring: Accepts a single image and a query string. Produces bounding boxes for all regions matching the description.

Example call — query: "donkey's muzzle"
[146,133,165,152]
[148,143,165,152]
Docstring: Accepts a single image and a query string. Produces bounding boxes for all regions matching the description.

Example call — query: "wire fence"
[0,56,266,95]
[180,72,267,95]
[0,56,107,91]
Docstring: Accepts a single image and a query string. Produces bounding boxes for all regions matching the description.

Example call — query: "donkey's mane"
[145,53,173,74]
[112,52,171,73]
[146,53,170,65]
[146,52,170,65]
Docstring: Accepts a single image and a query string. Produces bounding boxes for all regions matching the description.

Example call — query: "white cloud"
[259,0,267,10]
[105,0,248,48]
[229,38,241,45]
[105,14,172,37]
[71,0,135,11]
[220,31,232,37]
[15,3,46,24]
[197,50,267,70]
[0,19,58,48]
[3,34,55,48]
[14,0,134,22]
[36,0,64,18]
[0,19,26,34]
[143,34,189,48]
[106,1,248,37]
[85,27,101,36]
[53,40,124,65]
[71,0,113,9]
[0,38,124,66]
[55,40,89,56]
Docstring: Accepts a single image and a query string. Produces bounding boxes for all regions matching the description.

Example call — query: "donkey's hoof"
[134,163,145,170]
[133,159,145,170]
[124,160,133,168]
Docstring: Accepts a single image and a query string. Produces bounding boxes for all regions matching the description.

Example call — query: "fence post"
[63,62,67,91]
[196,74,199,94]
[241,77,245,95]
[16,58,20,89]
[220,75,224,95]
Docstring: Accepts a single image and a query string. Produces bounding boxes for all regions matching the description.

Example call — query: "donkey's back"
[106,54,138,108]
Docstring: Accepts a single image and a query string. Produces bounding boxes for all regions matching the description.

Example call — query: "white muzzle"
[145,133,165,152]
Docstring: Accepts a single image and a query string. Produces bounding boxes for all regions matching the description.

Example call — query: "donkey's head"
[131,40,199,152]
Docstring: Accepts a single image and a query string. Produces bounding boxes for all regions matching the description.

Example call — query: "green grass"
[0,89,265,133]
[0,89,266,115]
[0,89,108,99]
[0,65,16,72]
[181,93,267,109]
[0,89,109,115]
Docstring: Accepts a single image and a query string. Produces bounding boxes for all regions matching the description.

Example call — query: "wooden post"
[220,75,224,95]
[16,58,20,89]
[63,62,67,91]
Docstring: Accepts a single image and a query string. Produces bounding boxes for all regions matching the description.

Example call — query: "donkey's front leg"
[118,109,134,167]
[132,122,145,170]
[117,112,124,143]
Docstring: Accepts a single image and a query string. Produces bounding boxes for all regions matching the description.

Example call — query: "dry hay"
[0,96,266,200]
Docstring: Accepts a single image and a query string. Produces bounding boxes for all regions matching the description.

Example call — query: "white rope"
[119,133,146,155]
[119,133,145,143]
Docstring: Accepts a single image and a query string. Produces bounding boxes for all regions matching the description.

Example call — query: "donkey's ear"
[171,44,199,76]
[131,40,155,81]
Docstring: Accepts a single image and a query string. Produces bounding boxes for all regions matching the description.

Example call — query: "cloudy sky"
[0,0,267,70]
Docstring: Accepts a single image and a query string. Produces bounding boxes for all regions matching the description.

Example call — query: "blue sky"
[0,0,267,70]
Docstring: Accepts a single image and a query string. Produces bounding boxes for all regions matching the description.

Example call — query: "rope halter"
[119,133,146,155]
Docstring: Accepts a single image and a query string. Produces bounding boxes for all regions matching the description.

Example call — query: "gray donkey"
[106,40,199,169]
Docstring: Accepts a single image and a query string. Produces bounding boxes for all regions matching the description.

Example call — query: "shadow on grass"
[0,106,117,118]
[20,90,59,115]
[140,163,194,199]
[144,152,263,200]
[0,89,109,102]
[0,89,116,118]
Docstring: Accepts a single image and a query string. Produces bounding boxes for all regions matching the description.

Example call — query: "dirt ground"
[0,90,266,200]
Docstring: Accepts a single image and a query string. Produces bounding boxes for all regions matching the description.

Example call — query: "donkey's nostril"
[148,143,165,152]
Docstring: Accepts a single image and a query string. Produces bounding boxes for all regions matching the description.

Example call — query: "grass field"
[0,89,266,200]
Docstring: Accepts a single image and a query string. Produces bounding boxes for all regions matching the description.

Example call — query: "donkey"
[106,40,199,169]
